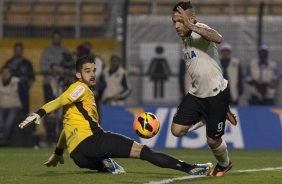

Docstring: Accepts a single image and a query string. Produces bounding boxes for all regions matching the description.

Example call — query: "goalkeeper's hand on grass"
[44,153,64,167]
[18,113,41,129]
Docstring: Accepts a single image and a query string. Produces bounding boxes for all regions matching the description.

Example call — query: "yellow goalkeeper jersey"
[41,81,101,153]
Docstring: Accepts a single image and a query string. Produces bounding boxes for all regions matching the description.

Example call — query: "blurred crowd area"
[0,0,281,147]
[1,0,282,38]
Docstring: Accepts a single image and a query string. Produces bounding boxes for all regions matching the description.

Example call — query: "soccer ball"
[133,112,160,139]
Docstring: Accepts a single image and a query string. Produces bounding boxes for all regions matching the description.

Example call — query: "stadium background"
[0,0,281,148]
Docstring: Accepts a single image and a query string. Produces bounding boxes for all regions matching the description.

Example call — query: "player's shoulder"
[68,81,88,94]
[67,81,88,100]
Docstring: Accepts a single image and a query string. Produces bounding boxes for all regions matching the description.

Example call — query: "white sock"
[211,140,230,167]
[188,121,205,132]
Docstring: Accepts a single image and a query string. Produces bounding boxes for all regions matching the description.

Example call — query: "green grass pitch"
[0,148,281,184]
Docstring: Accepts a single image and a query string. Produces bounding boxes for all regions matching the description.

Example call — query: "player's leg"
[70,145,98,170]
[70,134,125,174]
[100,158,125,174]
[101,132,212,175]
[78,158,125,174]
[206,137,232,176]
[172,92,236,135]
[170,123,191,137]
[185,108,237,134]
[187,119,206,133]
[171,93,202,137]
[132,141,212,175]
[205,88,232,176]
[71,152,124,174]
[188,108,237,133]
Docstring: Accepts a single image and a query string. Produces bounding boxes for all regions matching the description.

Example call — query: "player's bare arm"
[176,6,222,44]
[190,23,222,44]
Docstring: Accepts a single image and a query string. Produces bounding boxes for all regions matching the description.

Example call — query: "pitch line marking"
[145,167,282,184]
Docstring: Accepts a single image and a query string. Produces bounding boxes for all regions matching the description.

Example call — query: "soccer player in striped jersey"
[19,55,212,175]
[171,1,233,176]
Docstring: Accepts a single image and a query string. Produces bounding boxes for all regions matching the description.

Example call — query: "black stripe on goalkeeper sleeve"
[54,147,64,156]
[35,108,47,118]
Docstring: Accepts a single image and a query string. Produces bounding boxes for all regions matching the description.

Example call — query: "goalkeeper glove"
[44,153,64,167]
[18,113,41,129]
[44,147,64,167]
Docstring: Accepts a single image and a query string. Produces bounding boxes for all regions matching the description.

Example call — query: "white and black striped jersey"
[182,27,228,98]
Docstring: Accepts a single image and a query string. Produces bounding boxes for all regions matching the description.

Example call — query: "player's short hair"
[76,55,96,72]
[173,1,193,11]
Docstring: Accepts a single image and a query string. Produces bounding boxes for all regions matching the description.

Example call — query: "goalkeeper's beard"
[81,78,96,87]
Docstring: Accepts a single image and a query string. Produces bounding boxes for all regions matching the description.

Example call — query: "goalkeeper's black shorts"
[70,129,134,169]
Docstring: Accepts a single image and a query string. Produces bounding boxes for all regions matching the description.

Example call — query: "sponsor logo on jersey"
[184,52,189,61]
[184,50,197,60]
[190,50,197,58]
[70,86,85,100]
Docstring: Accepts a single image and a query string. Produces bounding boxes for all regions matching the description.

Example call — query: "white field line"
[145,167,282,184]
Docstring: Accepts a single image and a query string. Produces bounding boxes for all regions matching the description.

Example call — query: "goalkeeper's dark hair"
[76,55,96,72]
[173,1,193,11]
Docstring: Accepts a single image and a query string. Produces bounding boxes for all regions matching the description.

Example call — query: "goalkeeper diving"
[19,55,212,174]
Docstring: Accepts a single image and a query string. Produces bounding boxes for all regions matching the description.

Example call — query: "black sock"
[140,145,194,173]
